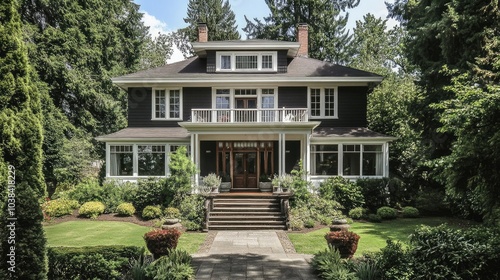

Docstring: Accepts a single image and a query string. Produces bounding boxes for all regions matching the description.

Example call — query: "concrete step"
[212,207,280,212]
[210,212,282,216]
[210,215,285,220]
[210,220,285,225]
[208,224,287,230]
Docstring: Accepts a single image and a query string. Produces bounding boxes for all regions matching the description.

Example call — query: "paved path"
[192,231,317,280]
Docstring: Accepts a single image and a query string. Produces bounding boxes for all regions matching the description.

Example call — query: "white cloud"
[140,11,184,63]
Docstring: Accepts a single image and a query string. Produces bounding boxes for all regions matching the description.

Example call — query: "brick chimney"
[297,23,308,57]
[198,23,208,42]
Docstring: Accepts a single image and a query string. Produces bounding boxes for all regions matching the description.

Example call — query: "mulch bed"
[43,210,156,227]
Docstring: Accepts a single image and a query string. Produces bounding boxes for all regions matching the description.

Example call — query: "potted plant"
[259,174,272,192]
[280,174,294,193]
[271,174,281,193]
[203,173,221,193]
[324,230,360,258]
[219,173,231,192]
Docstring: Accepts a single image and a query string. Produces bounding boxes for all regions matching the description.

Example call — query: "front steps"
[208,194,287,230]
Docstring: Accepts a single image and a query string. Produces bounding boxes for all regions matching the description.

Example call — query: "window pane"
[235,89,257,95]
[235,55,258,69]
[363,145,383,176]
[325,88,335,117]
[155,90,166,118]
[261,95,275,122]
[221,55,231,69]
[216,96,230,109]
[343,145,360,175]
[310,89,321,116]
[138,145,166,176]
[262,55,273,69]
[169,90,180,118]
[262,89,274,95]
[216,89,230,95]
[311,145,338,175]
[110,145,133,176]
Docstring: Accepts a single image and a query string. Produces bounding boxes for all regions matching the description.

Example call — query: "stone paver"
[192,231,317,280]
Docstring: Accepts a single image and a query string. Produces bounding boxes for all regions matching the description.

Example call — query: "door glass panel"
[247,153,256,174]
[234,153,244,175]
[247,99,257,108]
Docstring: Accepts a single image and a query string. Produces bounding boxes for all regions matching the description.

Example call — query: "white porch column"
[194,133,200,186]
[306,132,311,181]
[278,133,283,176]
[384,142,390,177]
[281,133,286,174]
[132,144,138,177]
[105,143,110,178]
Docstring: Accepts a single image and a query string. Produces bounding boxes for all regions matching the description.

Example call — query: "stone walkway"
[192,231,317,280]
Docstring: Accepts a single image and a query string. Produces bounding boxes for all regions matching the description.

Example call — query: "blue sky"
[134,0,396,62]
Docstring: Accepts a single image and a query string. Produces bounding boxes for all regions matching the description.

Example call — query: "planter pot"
[211,185,219,193]
[259,182,272,192]
[220,182,231,192]
[273,185,281,193]
[164,218,180,225]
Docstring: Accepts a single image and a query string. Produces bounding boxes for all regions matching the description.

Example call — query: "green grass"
[44,221,206,254]
[288,217,474,255]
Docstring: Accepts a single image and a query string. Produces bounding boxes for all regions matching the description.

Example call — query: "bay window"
[138,145,166,176]
[110,145,133,176]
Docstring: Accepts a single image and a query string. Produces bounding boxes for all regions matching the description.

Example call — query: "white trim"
[211,87,278,110]
[151,88,183,121]
[216,51,278,72]
[308,86,338,119]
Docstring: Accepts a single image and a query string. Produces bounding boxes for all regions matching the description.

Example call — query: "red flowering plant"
[144,228,182,259]
[324,230,360,258]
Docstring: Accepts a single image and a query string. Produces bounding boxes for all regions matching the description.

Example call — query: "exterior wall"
[127,87,211,127]
[318,86,368,127]
[278,87,307,108]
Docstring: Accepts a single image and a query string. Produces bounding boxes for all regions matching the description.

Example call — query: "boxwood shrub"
[43,198,79,218]
[78,201,105,219]
[402,206,420,218]
[377,206,398,220]
[142,205,163,220]
[116,202,135,216]
[348,207,366,220]
[47,246,142,280]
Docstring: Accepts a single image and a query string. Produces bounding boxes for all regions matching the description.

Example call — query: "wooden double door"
[233,152,257,189]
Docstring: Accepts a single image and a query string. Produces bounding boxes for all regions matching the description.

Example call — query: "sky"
[134,0,397,63]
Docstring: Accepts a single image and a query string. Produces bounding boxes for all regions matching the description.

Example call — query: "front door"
[233,152,257,188]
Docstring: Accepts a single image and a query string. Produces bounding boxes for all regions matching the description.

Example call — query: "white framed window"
[308,87,338,119]
[310,143,385,177]
[152,88,182,120]
[108,143,190,178]
[216,52,277,72]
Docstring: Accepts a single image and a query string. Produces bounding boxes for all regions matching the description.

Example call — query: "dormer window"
[216,52,277,72]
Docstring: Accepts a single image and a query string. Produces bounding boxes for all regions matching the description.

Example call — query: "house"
[97,23,395,191]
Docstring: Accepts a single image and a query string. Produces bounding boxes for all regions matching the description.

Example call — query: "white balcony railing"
[191,108,308,123]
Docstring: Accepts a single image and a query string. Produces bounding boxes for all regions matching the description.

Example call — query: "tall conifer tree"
[0,0,47,278]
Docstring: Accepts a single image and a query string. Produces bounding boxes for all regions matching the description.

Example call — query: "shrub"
[355,259,381,280]
[78,201,105,219]
[377,240,413,280]
[304,219,315,228]
[377,206,398,220]
[355,178,389,211]
[319,177,365,212]
[116,202,135,216]
[415,188,448,215]
[325,230,361,258]
[145,251,194,280]
[43,198,79,217]
[144,229,182,259]
[348,207,366,220]
[164,207,181,218]
[100,180,132,213]
[181,220,200,231]
[367,214,382,223]
[318,215,331,225]
[178,194,205,230]
[133,177,171,212]
[401,206,419,218]
[47,246,143,280]
[142,205,163,220]
[312,247,356,279]
[290,161,313,206]
[66,179,103,204]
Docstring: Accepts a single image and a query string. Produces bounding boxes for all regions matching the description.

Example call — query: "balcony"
[191,108,308,123]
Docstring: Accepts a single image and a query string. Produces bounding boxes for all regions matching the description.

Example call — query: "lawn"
[44,221,207,254]
[288,217,474,255]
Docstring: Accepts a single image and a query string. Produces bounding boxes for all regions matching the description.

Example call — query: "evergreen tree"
[174,0,240,57]
[0,0,47,278]
[139,33,174,70]
[243,0,359,64]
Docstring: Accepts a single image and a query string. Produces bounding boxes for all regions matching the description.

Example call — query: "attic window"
[216,52,277,72]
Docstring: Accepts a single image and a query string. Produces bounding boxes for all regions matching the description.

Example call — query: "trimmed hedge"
[116,202,135,216]
[43,198,79,217]
[78,201,105,219]
[402,206,420,218]
[142,205,163,220]
[47,246,143,280]
[377,206,398,220]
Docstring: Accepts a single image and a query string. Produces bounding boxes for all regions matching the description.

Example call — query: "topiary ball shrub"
[116,202,135,216]
[348,207,366,220]
[79,201,105,219]
[325,230,361,258]
[367,214,382,223]
[164,207,181,219]
[142,205,163,220]
[402,206,420,218]
[377,206,398,220]
[144,229,182,259]
[43,198,79,218]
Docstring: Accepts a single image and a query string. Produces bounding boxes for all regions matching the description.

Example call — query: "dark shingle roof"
[95,127,189,141]
[114,56,380,80]
[312,127,395,139]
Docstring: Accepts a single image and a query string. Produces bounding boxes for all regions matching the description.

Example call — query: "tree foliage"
[0,0,47,278]
[139,33,174,70]
[243,0,358,64]
[174,0,240,57]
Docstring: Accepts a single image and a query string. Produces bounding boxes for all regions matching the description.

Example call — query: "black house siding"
[127,87,212,127]
[278,87,307,108]
[206,51,216,73]
[317,86,368,127]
